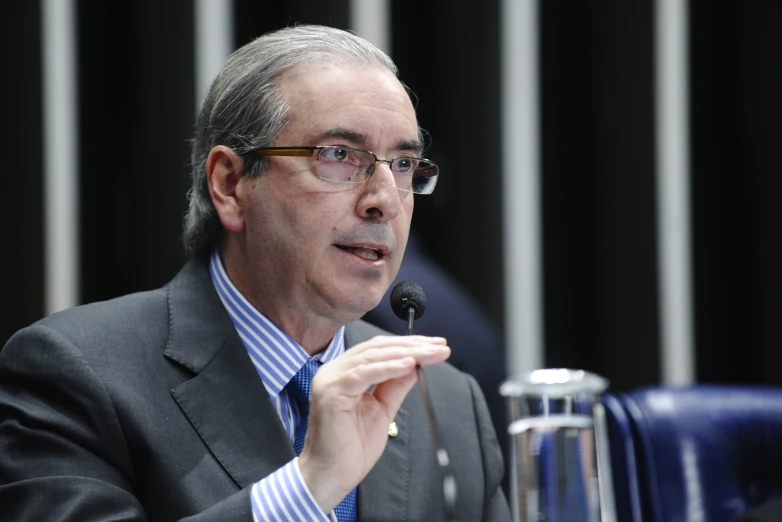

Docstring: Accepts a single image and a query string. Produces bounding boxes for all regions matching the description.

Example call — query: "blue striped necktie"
[286,359,357,521]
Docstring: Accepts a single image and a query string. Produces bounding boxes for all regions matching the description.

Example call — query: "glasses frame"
[249,145,439,195]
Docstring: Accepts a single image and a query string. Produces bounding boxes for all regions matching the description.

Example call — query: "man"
[0,26,508,521]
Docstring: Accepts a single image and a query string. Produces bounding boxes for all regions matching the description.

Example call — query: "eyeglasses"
[250,146,439,195]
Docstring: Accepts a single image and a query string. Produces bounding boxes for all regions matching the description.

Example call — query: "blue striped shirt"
[209,251,344,522]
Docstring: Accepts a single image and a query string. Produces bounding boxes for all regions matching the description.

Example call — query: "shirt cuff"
[249,458,332,522]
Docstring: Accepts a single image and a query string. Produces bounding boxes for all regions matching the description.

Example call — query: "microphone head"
[390,280,427,321]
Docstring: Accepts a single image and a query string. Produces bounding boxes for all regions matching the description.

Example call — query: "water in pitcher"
[510,414,599,522]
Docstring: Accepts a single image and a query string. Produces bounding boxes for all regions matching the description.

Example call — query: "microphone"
[390,280,426,334]
[389,281,457,521]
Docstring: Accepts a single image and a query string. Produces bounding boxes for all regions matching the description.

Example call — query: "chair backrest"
[602,386,782,522]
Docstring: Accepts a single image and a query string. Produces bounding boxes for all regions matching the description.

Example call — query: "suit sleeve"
[0,324,253,522]
[466,373,511,522]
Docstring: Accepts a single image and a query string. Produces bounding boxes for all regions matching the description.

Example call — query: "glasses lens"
[409,160,439,194]
[389,157,439,194]
[316,146,438,194]
[316,147,373,183]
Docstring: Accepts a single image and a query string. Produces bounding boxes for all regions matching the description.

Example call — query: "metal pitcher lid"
[500,368,609,398]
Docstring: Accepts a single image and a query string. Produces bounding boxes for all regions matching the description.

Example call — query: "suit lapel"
[164,257,295,489]
[163,262,416,513]
[357,399,411,521]
[170,334,295,488]
[346,322,413,521]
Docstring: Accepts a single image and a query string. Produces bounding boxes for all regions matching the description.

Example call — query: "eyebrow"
[314,127,424,156]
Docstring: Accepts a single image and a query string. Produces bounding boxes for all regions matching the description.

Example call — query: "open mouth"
[335,245,384,261]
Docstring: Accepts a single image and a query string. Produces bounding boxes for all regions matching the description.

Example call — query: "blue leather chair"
[602,386,782,522]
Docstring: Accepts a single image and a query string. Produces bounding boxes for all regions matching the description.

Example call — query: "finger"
[409,345,451,367]
[319,357,418,398]
[348,335,447,354]
[346,343,450,367]
[371,366,419,414]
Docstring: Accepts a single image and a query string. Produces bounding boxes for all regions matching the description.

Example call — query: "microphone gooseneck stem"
[405,305,457,520]
[417,367,457,520]
[391,283,457,520]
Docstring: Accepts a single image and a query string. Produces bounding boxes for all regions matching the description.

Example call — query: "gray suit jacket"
[0,257,509,521]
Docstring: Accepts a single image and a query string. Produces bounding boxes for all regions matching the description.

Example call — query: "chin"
[332,284,386,318]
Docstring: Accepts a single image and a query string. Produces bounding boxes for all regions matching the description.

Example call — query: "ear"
[206,145,247,233]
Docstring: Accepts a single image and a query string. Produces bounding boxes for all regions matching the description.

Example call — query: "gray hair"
[183,25,399,256]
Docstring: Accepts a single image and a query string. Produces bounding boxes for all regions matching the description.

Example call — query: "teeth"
[344,247,379,260]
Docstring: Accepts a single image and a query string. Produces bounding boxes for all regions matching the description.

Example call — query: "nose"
[355,161,404,221]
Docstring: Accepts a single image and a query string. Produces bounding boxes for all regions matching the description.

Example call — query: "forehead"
[275,62,420,150]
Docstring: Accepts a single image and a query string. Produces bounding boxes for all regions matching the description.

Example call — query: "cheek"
[272,193,345,248]
[244,187,303,248]
[395,200,414,236]
[390,209,413,264]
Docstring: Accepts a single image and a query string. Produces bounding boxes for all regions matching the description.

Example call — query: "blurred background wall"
[3,0,782,394]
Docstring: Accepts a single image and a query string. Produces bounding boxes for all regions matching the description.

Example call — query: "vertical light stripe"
[42,0,79,314]
[349,0,391,55]
[194,0,234,110]
[655,0,695,385]
[501,0,543,374]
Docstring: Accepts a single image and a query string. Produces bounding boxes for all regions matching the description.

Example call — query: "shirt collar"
[208,251,345,397]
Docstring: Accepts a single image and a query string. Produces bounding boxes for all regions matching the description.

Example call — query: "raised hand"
[298,335,450,512]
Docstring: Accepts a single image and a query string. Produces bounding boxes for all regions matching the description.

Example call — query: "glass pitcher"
[500,369,616,522]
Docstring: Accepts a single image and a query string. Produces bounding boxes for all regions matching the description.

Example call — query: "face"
[234,62,419,330]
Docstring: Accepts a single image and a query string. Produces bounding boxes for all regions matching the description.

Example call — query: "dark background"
[4,1,782,393]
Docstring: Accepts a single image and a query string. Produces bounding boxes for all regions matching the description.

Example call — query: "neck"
[218,245,345,356]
